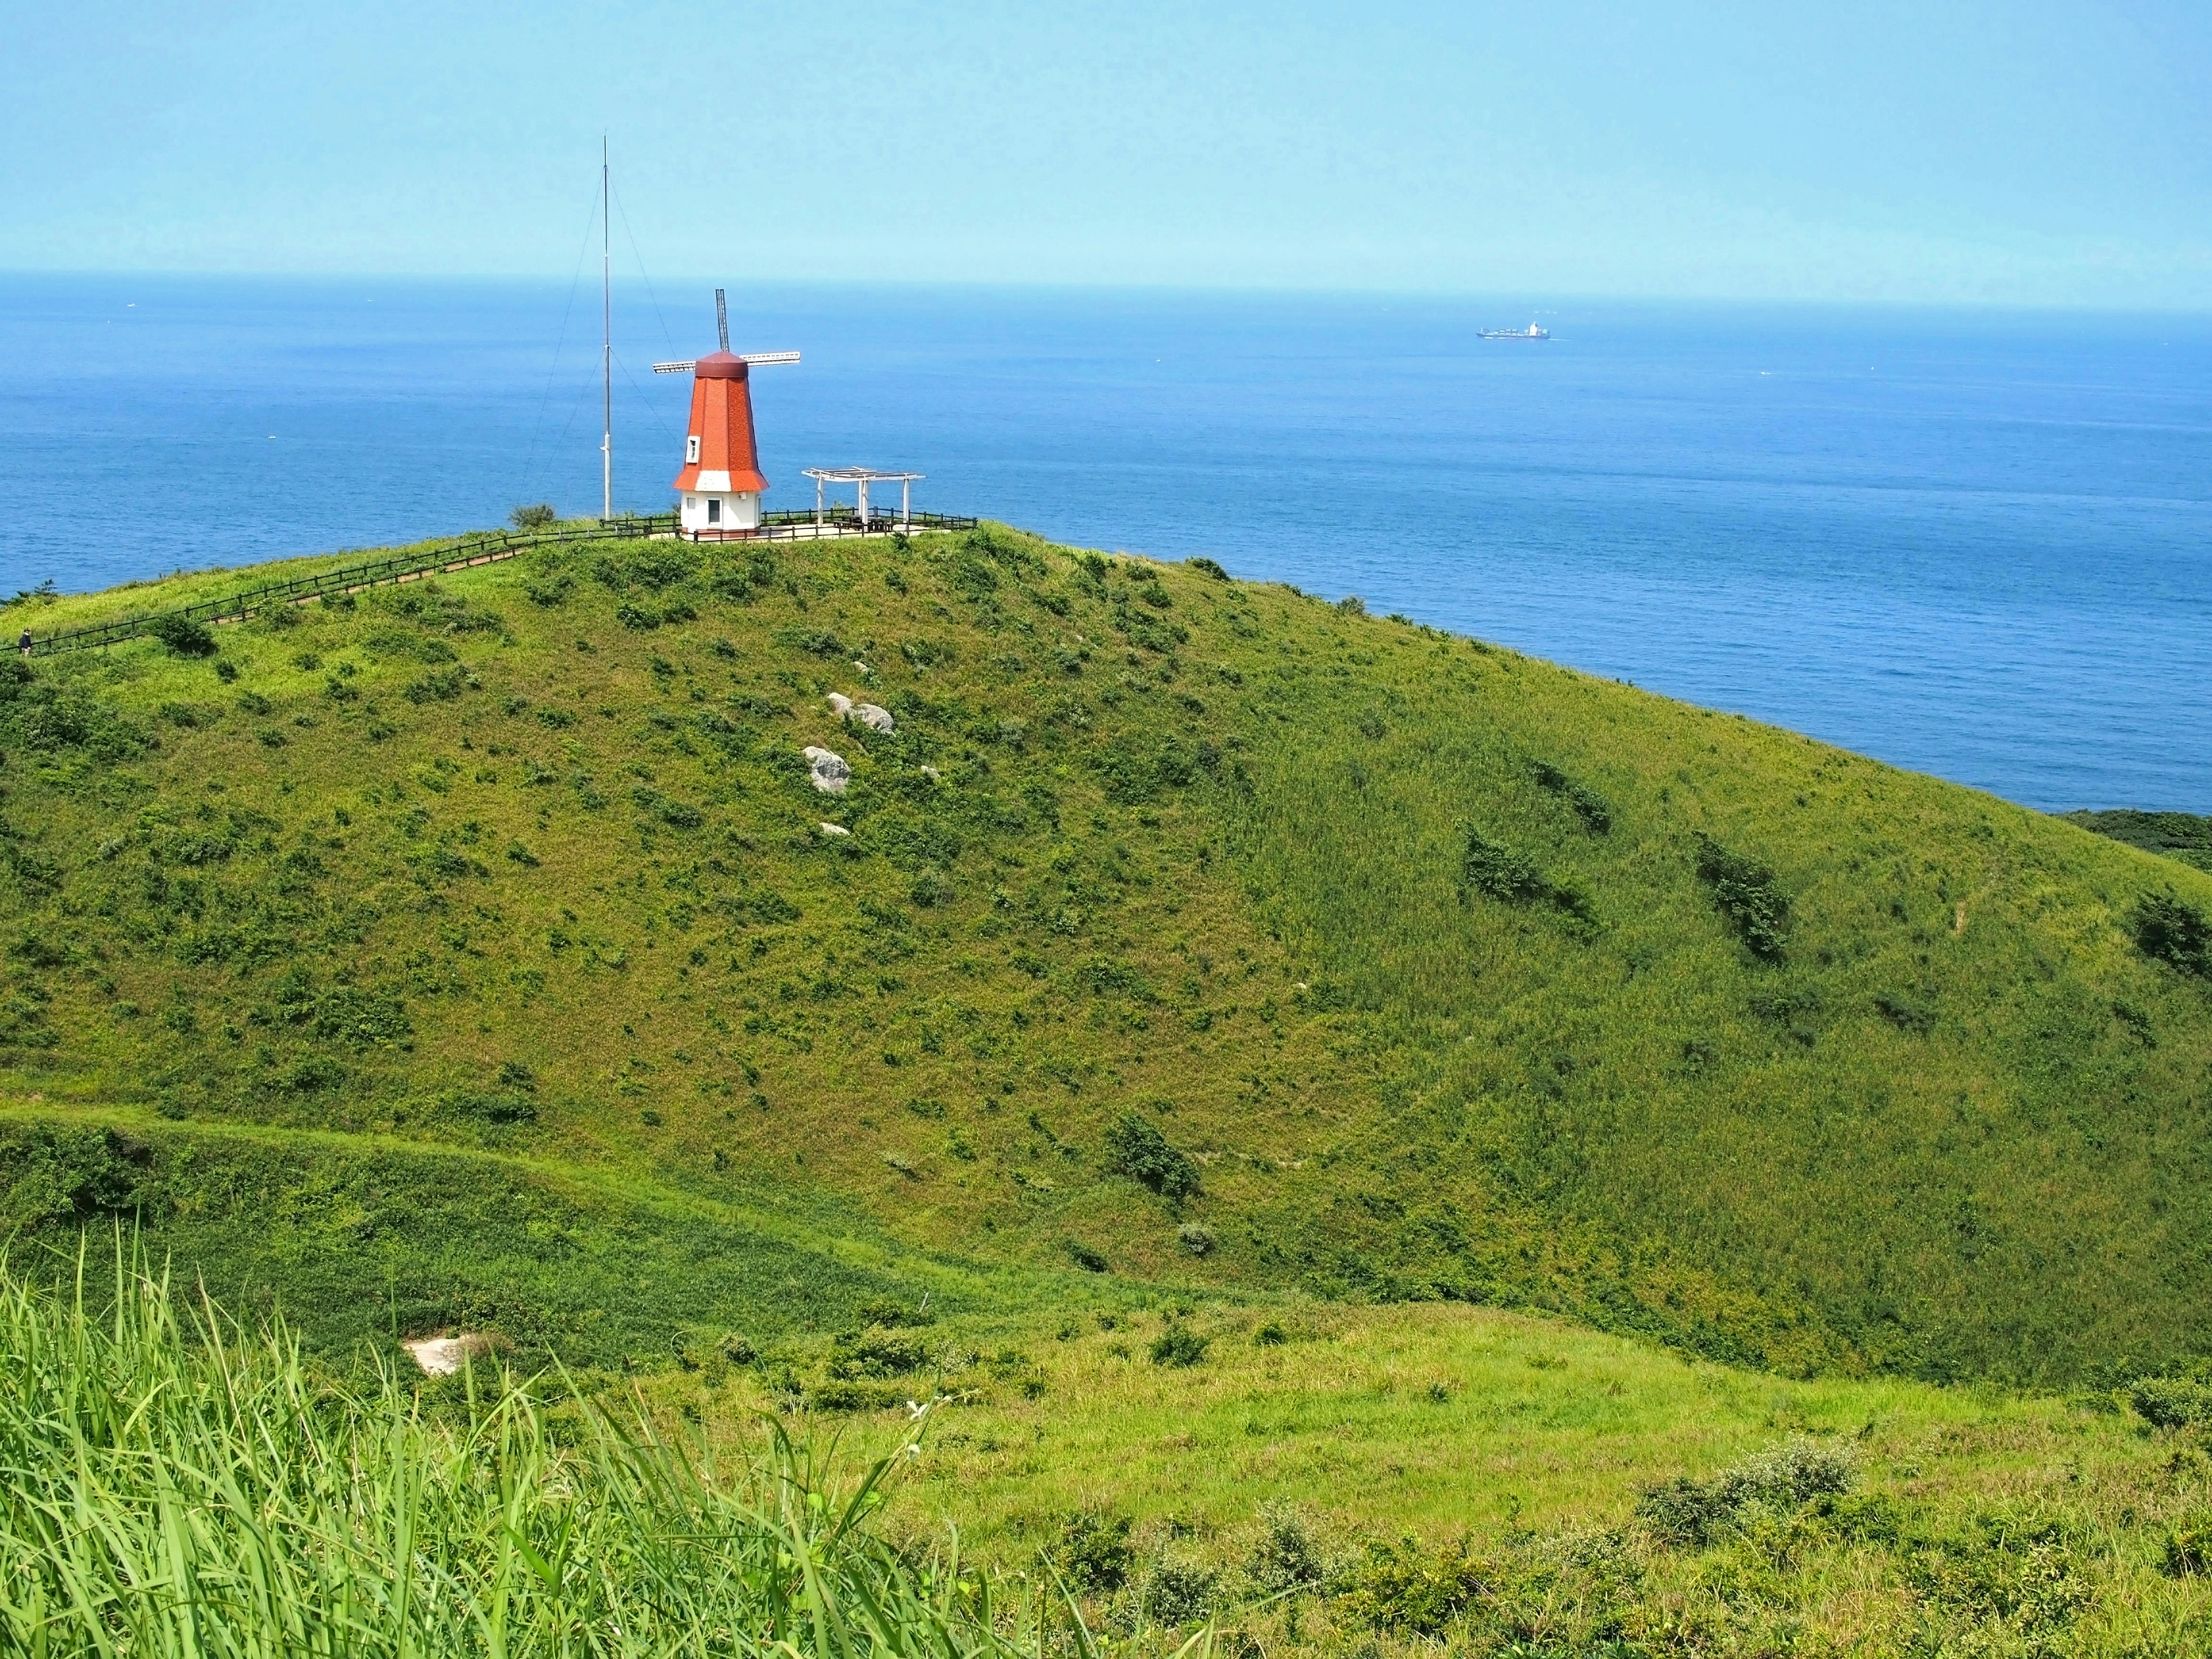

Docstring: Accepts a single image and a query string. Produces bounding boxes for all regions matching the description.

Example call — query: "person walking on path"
[17,630,31,660]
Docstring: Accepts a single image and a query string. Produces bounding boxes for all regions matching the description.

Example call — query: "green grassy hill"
[3,524,2208,1382]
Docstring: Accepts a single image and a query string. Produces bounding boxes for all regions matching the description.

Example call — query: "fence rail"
[678,509,977,543]
[19,508,969,658]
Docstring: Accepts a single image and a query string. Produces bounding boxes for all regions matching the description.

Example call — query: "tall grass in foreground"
[0,1251,1119,1658]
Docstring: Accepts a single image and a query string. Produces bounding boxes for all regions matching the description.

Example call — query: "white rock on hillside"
[402,1334,494,1376]
[827,691,893,733]
[802,746,850,793]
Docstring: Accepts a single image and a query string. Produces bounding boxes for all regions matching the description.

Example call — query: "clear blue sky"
[6,0,2207,305]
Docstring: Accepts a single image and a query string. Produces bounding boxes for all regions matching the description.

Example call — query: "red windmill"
[653,290,799,537]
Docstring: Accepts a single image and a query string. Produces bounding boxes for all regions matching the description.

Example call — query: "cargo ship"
[1479,322,1550,340]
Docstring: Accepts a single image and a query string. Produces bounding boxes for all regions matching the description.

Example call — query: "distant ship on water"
[1479,322,1550,340]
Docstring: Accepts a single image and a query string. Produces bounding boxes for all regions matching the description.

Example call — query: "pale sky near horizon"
[5,1,2208,306]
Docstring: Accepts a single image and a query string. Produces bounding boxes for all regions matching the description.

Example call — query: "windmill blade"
[715,289,729,353]
[740,351,801,366]
[651,361,695,374]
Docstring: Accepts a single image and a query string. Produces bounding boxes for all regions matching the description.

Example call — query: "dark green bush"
[2165,1519,2212,1577]
[1462,830,1595,924]
[403,669,468,705]
[1874,990,1937,1033]
[807,1379,903,1412]
[1149,1324,1209,1366]
[1141,1556,1219,1626]
[1462,831,1547,904]
[1531,762,1612,834]
[2135,893,2211,979]
[1103,1111,1200,1201]
[150,615,218,657]
[1054,1509,1134,1592]
[437,1090,537,1128]
[1694,834,1790,961]
[827,1327,930,1380]
[509,503,558,530]
[1063,1239,1108,1272]
[2131,1376,2212,1429]
[854,1296,934,1328]
[1636,1438,1857,1547]
[1185,556,1229,580]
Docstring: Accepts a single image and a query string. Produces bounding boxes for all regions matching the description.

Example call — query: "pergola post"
[800,468,923,537]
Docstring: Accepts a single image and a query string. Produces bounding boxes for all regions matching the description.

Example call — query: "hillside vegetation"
[2,524,2209,1384]
[21,1249,2212,1659]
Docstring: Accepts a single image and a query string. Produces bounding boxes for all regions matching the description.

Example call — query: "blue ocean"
[1,275,2205,812]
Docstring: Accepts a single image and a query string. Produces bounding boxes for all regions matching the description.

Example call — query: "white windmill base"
[679,490,760,533]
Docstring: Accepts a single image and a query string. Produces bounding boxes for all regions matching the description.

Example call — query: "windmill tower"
[654,291,800,537]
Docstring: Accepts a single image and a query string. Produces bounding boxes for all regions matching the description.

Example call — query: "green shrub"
[2131,1376,2212,1429]
[1103,1111,1201,1201]
[1054,1509,1134,1592]
[435,1090,537,1128]
[1636,1437,1857,1547]
[1461,830,1594,924]
[2165,1519,2212,1577]
[1185,556,1229,580]
[2135,893,2211,979]
[1694,834,1790,961]
[1063,1239,1109,1272]
[1141,1554,1219,1626]
[1343,1536,1487,1633]
[808,1378,904,1412]
[1177,1222,1216,1257]
[1873,990,1936,1033]
[1149,1324,1209,1366]
[828,1326,930,1380]
[1531,762,1612,834]
[509,502,558,530]
[403,668,468,704]
[855,1296,934,1328]
[1245,1501,1328,1596]
[150,614,218,657]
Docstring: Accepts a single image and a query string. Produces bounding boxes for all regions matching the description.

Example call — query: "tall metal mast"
[600,136,612,522]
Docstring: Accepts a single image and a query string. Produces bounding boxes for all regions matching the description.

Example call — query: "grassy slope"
[826,1297,2212,1654]
[2,524,2208,1382]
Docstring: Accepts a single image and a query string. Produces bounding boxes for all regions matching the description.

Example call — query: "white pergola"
[801,467,925,531]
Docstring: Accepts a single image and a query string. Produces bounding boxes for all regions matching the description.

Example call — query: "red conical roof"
[672,357,769,494]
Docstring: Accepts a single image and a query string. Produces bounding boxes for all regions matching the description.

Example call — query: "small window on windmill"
[686,435,701,463]
[706,498,721,525]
